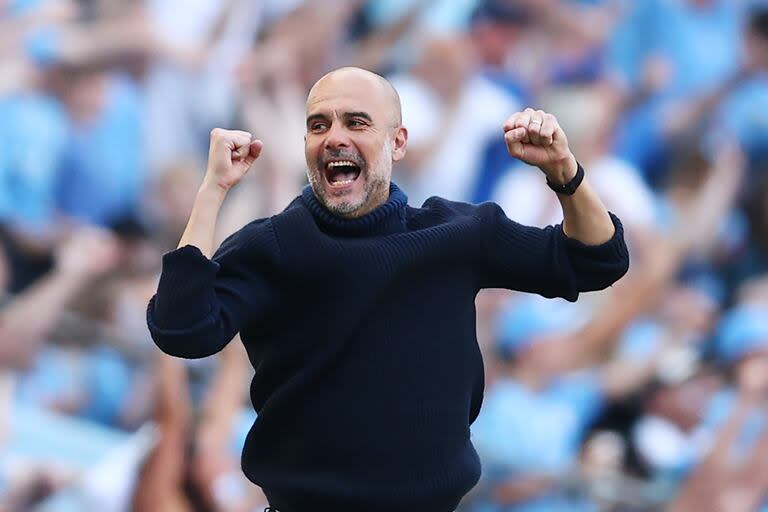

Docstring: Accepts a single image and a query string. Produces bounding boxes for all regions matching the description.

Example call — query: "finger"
[209,129,232,169]
[516,108,536,143]
[503,112,522,132]
[231,134,253,160]
[209,127,225,141]
[538,114,556,146]
[504,127,527,144]
[231,130,253,140]
[514,108,535,130]
[527,110,546,145]
[233,143,250,160]
[505,129,527,159]
[550,116,567,148]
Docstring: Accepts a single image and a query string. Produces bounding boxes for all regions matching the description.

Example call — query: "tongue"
[331,168,358,183]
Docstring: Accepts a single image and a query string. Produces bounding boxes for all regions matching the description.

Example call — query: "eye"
[310,122,327,132]
[349,119,367,128]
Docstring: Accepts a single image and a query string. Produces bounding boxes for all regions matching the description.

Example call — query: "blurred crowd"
[3,0,768,510]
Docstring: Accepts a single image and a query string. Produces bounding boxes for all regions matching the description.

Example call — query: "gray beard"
[307,140,392,218]
[313,174,388,218]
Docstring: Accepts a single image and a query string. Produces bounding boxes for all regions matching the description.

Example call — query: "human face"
[304,73,405,218]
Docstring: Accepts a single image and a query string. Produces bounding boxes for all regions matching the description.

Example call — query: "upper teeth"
[327,160,357,168]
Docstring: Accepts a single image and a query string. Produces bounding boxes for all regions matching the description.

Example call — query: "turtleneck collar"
[301,182,408,237]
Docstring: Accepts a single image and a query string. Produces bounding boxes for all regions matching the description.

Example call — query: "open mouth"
[324,160,362,188]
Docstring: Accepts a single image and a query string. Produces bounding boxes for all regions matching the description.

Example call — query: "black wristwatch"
[546,161,585,195]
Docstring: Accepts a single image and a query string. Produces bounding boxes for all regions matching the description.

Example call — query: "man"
[147,67,628,512]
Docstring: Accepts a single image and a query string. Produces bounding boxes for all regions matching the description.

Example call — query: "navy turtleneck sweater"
[147,183,629,512]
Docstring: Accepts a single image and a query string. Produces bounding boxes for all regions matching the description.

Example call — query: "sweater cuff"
[152,244,220,329]
[562,212,628,261]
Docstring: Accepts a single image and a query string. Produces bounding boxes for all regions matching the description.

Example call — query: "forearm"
[178,179,228,258]
[0,271,86,367]
[552,159,615,245]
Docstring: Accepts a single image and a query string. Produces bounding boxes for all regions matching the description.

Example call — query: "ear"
[391,126,408,161]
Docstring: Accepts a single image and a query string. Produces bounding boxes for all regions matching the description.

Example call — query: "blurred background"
[3,0,768,510]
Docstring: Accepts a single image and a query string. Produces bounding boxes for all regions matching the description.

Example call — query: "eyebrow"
[306,113,328,128]
[344,112,372,122]
[306,111,373,128]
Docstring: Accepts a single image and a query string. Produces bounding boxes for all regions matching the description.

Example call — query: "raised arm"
[477,108,628,299]
[179,129,263,257]
[147,129,273,359]
[503,107,615,245]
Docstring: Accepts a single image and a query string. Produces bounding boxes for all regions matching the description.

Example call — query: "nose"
[324,122,350,151]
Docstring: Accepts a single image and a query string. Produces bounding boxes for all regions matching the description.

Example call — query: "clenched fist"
[503,108,577,185]
[205,128,263,192]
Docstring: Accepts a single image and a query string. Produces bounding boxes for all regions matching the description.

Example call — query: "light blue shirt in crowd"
[0,93,68,232]
[719,74,768,159]
[56,74,145,227]
[469,374,603,511]
[608,0,743,96]
[607,0,745,172]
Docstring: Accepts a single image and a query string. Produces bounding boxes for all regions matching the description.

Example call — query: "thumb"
[243,139,263,166]
[249,139,263,159]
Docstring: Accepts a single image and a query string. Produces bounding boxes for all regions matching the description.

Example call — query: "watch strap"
[546,161,585,196]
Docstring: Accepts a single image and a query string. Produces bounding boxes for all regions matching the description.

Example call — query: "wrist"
[546,158,584,196]
[198,177,229,203]
[542,153,578,186]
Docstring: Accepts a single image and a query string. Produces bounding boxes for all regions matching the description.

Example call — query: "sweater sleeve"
[146,219,278,358]
[476,203,629,301]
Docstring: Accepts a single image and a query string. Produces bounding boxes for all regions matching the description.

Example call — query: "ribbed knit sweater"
[146,182,629,512]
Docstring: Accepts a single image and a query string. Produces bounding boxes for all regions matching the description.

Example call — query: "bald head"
[307,67,402,126]
[303,66,409,219]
